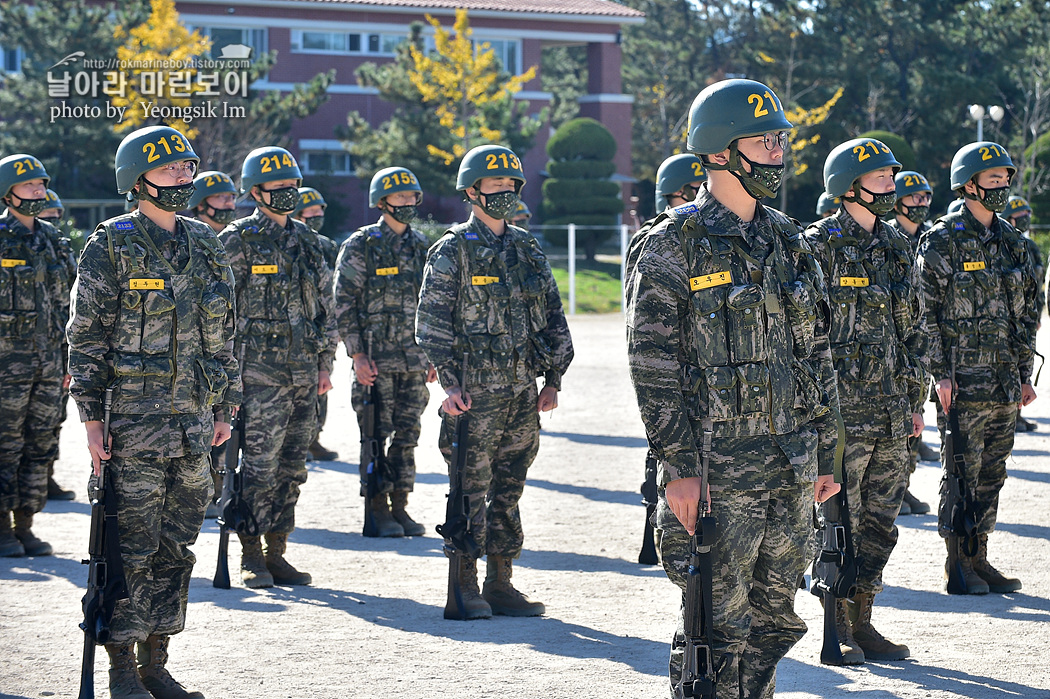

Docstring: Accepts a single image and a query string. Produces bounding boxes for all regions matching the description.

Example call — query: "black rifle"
[361,330,387,537]
[79,388,127,699]
[638,448,659,565]
[940,402,979,594]
[435,358,481,619]
[811,479,858,666]
[213,405,258,589]
[674,431,724,699]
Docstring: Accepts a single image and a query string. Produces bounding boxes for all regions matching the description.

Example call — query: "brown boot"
[263,532,312,585]
[901,489,930,515]
[944,537,989,595]
[48,476,76,501]
[482,555,545,617]
[365,494,404,538]
[972,534,1022,593]
[13,509,52,556]
[830,598,865,665]
[0,511,25,557]
[848,593,909,660]
[444,553,491,620]
[390,490,425,536]
[238,534,273,589]
[104,644,152,699]
[136,635,204,699]
[307,440,338,461]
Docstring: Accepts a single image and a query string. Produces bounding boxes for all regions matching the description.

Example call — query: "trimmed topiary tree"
[541,117,621,260]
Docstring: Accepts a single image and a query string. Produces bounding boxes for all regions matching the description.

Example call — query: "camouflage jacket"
[316,232,339,271]
[887,218,932,256]
[1023,234,1045,319]
[67,211,241,440]
[0,210,70,360]
[220,210,338,387]
[334,219,429,372]
[916,206,1037,403]
[416,214,573,391]
[803,211,927,437]
[625,187,838,485]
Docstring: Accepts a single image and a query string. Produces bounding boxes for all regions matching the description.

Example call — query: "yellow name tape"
[1,259,27,267]
[839,276,869,287]
[963,261,986,271]
[690,271,732,291]
[129,279,164,290]
[472,275,500,285]
[251,265,278,274]
[376,267,399,276]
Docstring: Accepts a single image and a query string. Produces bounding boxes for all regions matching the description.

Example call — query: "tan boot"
[47,476,76,501]
[365,494,404,538]
[13,509,52,556]
[136,635,204,699]
[482,555,545,617]
[972,534,1022,593]
[307,440,338,461]
[832,598,865,665]
[238,534,273,589]
[444,553,491,620]
[848,593,909,660]
[901,490,930,515]
[264,532,312,585]
[0,511,25,557]
[944,537,989,595]
[390,490,426,536]
[104,644,152,699]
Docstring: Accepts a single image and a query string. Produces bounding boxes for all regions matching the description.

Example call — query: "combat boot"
[104,644,152,699]
[263,532,312,585]
[944,537,989,595]
[307,440,338,461]
[916,441,940,461]
[390,490,425,536]
[366,494,404,538]
[444,554,491,620]
[482,555,545,617]
[238,534,273,589]
[48,476,76,501]
[0,511,25,557]
[972,534,1022,593]
[901,489,930,515]
[136,635,204,699]
[14,510,53,556]
[848,593,909,660]
[830,598,865,665]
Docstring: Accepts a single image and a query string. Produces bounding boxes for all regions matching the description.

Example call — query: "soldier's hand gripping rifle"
[638,448,659,565]
[361,330,388,537]
[940,399,980,594]
[213,404,258,589]
[79,388,127,699]
[435,357,481,620]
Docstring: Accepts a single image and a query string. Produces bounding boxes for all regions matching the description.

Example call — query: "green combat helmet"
[686,79,792,199]
[506,199,532,231]
[894,170,932,224]
[240,146,302,214]
[823,137,901,216]
[456,144,525,219]
[0,153,51,216]
[187,170,236,211]
[655,154,706,211]
[950,141,1015,213]
[1005,195,1032,232]
[39,189,64,223]
[114,126,199,211]
[816,192,841,217]
[368,167,422,207]
[295,186,328,232]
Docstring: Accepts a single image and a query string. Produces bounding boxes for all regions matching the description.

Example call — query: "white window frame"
[290,29,403,57]
[189,25,268,60]
[300,141,353,176]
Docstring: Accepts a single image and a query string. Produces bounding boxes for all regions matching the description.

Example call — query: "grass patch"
[550,261,622,314]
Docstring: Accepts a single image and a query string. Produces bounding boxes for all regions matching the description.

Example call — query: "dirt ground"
[2,312,1049,699]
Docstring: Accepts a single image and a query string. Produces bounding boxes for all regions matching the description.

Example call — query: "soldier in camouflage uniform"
[220,147,339,589]
[804,140,927,663]
[506,199,533,231]
[335,168,434,538]
[887,171,937,515]
[293,186,340,462]
[916,141,1036,595]
[816,192,841,219]
[68,126,240,699]
[0,155,69,557]
[417,145,573,619]
[625,80,839,698]
[1004,196,1043,433]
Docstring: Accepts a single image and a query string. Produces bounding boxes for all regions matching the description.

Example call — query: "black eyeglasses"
[760,131,789,151]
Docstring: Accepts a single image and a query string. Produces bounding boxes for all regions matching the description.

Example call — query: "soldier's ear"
[708,150,730,166]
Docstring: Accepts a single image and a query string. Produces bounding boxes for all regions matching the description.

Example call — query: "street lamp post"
[968,104,1005,141]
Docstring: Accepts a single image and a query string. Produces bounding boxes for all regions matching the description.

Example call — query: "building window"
[302,150,353,176]
[479,38,520,74]
[1,45,22,73]
[291,30,403,56]
[191,26,267,60]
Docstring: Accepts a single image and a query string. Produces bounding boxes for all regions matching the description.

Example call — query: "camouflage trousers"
[438,381,539,558]
[659,482,809,699]
[313,391,330,443]
[352,371,430,494]
[824,435,908,595]
[102,453,210,645]
[937,401,1015,536]
[0,348,64,514]
[240,382,315,535]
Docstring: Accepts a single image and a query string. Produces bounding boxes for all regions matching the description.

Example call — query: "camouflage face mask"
[903,204,929,224]
[853,184,896,217]
[974,184,1011,214]
[1012,214,1031,232]
[208,207,237,226]
[478,190,519,219]
[139,177,196,212]
[734,150,784,200]
[38,214,62,225]
[9,195,50,217]
[259,185,300,214]
[389,204,417,224]
[303,214,325,232]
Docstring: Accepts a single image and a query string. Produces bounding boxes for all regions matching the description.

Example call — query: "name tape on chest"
[375,266,399,276]
[129,279,164,290]
[839,276,869,287]
[114,220,135,231]
[689,271,732,291]
[1,258,27,267]
[963,261,986,271]
[472,275,500,286]
[251,264,278,274]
